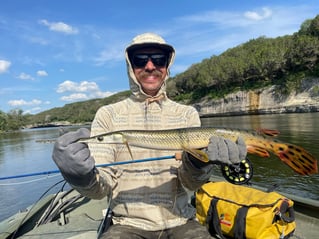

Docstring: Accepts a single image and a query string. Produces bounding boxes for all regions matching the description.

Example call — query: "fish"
[79,127,318,176]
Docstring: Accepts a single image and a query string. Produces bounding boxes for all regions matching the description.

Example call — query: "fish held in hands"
[80,127,318,176]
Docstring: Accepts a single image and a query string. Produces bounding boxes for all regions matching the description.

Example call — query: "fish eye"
[97,136,104,142]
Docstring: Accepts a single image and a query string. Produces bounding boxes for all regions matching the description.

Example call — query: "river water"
[0,113,319,221]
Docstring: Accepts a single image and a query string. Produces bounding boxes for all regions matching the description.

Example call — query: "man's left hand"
[206,136,247,165]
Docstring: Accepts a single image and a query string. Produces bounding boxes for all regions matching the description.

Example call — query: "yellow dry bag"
[196,181,296,239]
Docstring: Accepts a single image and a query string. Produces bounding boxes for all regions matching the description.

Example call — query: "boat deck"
[0,182,318,239]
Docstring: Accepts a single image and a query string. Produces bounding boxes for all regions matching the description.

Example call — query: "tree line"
[0,109,32,132]
[1,15,318,132]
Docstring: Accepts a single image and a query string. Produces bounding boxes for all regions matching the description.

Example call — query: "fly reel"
[221,157,253,185]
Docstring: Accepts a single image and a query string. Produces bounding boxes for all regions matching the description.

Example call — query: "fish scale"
[80,126,318,176]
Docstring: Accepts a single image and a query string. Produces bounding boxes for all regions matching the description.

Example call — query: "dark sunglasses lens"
[150,54,167,67]
[132,55,149,67]
[132,54,167,67]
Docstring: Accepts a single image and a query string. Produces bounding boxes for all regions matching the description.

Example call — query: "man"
[52,33,247,238]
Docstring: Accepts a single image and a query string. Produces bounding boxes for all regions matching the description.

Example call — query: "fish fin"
[183,147,209,163]
[125,142,134,160]
[272,142,318,175]
[247,145,270,157]
[256,128,280,137]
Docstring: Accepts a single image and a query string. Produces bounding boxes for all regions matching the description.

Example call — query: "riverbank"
[195,78,319,117]
[25,122,91,130]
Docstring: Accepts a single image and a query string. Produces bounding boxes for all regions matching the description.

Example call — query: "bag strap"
[233,206,249,239]
[206,198,227,239]
[279,199,295,223]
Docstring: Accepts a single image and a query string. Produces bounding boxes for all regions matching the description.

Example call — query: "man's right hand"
[52,128,96,187]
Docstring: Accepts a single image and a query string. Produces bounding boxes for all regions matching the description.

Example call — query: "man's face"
[131,48,168,96]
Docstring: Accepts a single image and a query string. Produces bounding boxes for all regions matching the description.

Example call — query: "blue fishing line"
[0,155,176,181]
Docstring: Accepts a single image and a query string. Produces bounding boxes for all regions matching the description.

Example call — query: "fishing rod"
[0,154,253,184]
[0,155,175,181]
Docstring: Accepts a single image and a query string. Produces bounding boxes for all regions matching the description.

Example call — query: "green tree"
[308,15,319,37]
[298,15,319,37]
[6,109,25,131]
[299,19,313,35]
[0,110,8,132]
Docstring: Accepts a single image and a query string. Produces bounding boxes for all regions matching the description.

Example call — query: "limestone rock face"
[195,78,319,116]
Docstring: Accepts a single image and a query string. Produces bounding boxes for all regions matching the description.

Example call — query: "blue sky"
[1,0,318,114]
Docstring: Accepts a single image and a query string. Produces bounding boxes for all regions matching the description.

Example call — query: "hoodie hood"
[125,33,175,101]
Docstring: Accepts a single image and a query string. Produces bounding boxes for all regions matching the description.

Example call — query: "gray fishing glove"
[207,136,247,165]
[187,136,247,168]
[52,128,96,187]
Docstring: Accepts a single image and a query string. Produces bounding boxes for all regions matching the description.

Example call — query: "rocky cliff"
[195,78,319,117]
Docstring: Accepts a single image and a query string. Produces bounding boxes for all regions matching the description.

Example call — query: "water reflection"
[0,128,64,221]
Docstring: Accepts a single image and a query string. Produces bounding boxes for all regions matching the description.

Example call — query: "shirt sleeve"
[177,107,214,191]
[178,152,214,191]
[72,106,116,199]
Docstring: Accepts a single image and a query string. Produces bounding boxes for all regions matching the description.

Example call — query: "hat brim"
[127,43,174,56]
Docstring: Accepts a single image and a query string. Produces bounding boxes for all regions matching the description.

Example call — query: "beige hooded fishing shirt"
[74,33,213,231]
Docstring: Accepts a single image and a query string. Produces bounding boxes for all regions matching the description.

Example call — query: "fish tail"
[245,135,318,175]
[247,145,270,157]
[270,142,318,175]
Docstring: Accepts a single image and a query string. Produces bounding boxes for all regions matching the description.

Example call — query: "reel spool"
[221,157,253,185]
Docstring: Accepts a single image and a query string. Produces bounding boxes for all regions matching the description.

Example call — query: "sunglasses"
[131,53,168,68]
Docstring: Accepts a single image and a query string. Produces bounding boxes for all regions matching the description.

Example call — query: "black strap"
[97,208,113,238]
[233,206,248,239]
[279,200,295,223]
[206,198,227,239]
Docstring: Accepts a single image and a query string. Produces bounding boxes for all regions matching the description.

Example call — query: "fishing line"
[9,179,66,239]
[0,155,176,181]
[0,174,61,186]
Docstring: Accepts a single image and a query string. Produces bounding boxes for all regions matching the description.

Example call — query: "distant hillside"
[31,90,130,125]
[167,14,319,104]
[30,15,319,125]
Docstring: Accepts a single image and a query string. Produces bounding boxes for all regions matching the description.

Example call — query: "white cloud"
[37,70,48,77]
[176,7,273,30]
[24,107,42,115]
[0,60,11,74]
[94,91,114,98]
[39,19,79,34]
[17,72,35,81]
[22,101,51,114]
[28,36,48,45]
[57,80,99,93]
[8,99,42,107]
[60,93,88,101]
[169,5,315,61]
[244,7,272,21]
[94,47,123,66]
[57,80,115,102]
